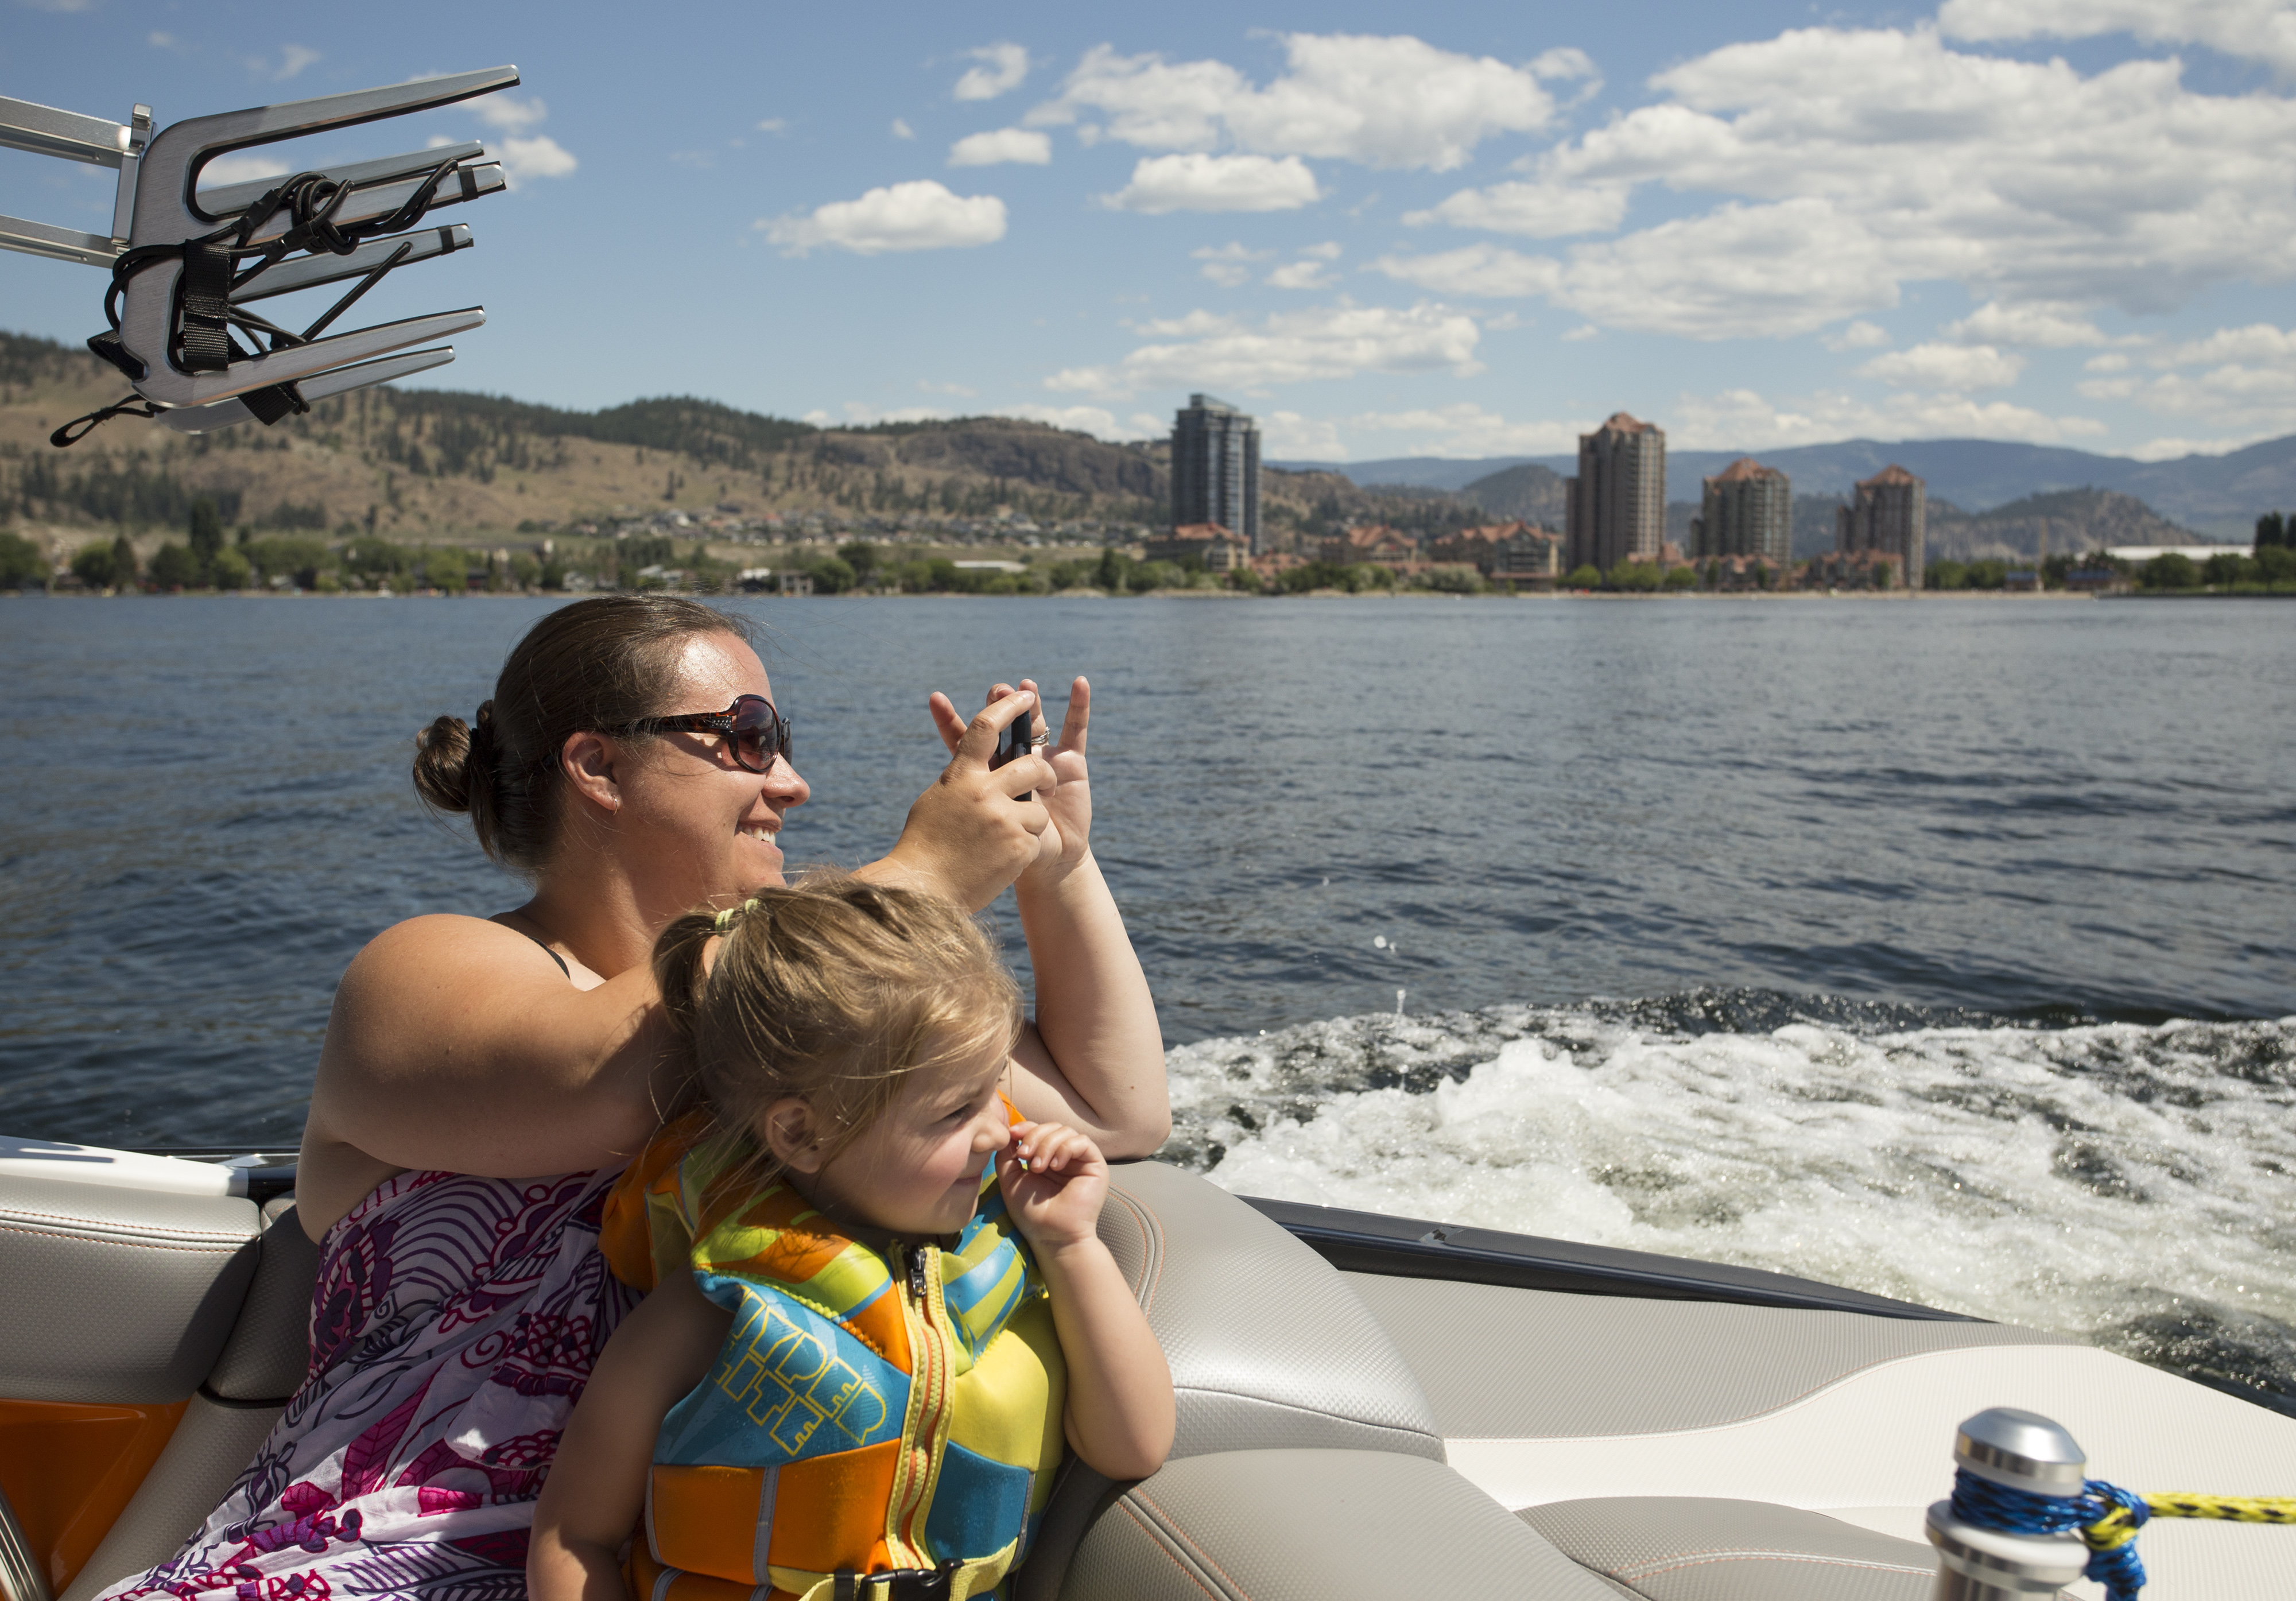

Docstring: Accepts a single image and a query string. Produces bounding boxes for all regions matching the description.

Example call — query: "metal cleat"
[2,66,518,437]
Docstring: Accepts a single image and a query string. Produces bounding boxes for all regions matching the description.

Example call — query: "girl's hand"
[931,677,1093,884]
[996,1119,1107,1254]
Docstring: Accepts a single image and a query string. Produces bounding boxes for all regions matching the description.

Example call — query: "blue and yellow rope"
[1951,1471,2296,1599]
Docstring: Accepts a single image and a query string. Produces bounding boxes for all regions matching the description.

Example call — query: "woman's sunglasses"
[608,694,792,774]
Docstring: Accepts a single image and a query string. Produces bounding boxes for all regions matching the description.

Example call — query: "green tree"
[1751,562,1773,591]
[1095,546,1128,592]
[71,541,117,588]
[838,540,881,585]
[1872,559,1894,590]
[2141,552,2198,590]
[1928,560,1967,590]
[806,555,857,594]
[1608,561,1662,592]
[1416,564,1484,594]
[246,536,330,588]
[2257,544,2296,584]
[0,532,44,587]
[1662,564,1698,590]
[2255,511,2286,551]
[2202,551,2256,587]
[210,546,253,590]
[421,547,471,591]
[187,496,224,571]
[1702,559,1720,588]
[509,553,541,588]
[1564,563,1602,589]
[110,535,138,589]
[148,542,198,588]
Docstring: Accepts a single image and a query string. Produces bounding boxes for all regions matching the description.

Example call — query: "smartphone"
[990,704,1036,802]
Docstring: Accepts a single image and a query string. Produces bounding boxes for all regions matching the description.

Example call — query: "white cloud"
[269,44,321,81]
[1262,410,1349,458]
[2086,352,2131,371]
[2154,322,2296,366]
[891,119,916,140]
[1561,324,1600,342]
[755,118,788,134]
[1192,241,1270,287]
[1266,260,1337,290]
[1406,179,1629,237]
[1300,241,1343,261]
[994,402,1151,439]
[763,181,1008,256]
[956,44,1032,102]
[1102,153,1320,214]
[1402,25,2296,340]
[806,402,954,427]
[497,136,578,186]
[1347,402,1580,455]
[1045,301,1483,397]
[1858,341,2027,389]
[1030,33,1556,172]
[1666,385,2105,449]
[1940,0,2296,75]
[148,30,177,47]
[1943,300,2119,347]
[1368,244,1563,299]
[949,127,1052,166]
[1825,320,1892,350]
[472,94,549,135]
[917,380,978,397]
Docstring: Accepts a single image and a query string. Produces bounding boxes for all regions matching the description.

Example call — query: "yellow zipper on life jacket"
[885,1241,955,1569]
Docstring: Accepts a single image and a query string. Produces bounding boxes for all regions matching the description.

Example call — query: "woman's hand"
[870,691,1056,913]
[996,1119,1108,1254]
[931,677,1093,885]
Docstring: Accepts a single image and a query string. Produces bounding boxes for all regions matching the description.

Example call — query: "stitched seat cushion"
[1517,1498,1968,1601]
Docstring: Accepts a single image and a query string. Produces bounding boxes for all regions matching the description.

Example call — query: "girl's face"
[797,1046,1013,1238]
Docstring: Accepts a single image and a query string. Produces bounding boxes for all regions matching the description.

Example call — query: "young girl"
[529,878,1174,1601]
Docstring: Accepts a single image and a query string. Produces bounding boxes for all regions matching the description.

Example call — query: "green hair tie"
[713,897,762,934]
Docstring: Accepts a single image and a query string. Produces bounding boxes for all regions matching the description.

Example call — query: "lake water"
[2,592,2291,1409]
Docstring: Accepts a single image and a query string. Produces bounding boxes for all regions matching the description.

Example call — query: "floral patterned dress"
[95,1165,639,1601]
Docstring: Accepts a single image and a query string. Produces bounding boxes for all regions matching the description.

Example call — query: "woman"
[97,596,1167,1601]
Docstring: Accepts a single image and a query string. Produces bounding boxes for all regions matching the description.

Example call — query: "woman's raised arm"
[933,678,1171,1158]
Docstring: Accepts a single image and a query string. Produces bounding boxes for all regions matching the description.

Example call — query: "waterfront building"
[1691,458,1791,566]
[1171,394,1262,554]
[1430,522,1562,586]
[1319,525,1420,568]
[1564,412,1667,573]
[1836,466,1925,588]
[1802,548,1902,590]
[1144,522,1248,571]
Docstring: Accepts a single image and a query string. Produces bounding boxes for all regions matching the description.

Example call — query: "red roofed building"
[1430,522,1563,586]
[1836,465,1925,588]
[1145,522,1248,571]
[1319,525,1420,568]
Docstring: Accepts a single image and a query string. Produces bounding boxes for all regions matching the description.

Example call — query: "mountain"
[1457,463,1567,524]
[1924,488,2196,561]
[1279,435,2296,538]
[0,331,1451,556]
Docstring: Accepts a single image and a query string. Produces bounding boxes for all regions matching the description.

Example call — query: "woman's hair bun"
[412,707,485,815]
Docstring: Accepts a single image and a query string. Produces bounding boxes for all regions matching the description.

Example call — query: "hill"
[1925,488,2194,561]
[1457,463,1567,525]
[1279,435,2296,538]
[0,331,1455,557]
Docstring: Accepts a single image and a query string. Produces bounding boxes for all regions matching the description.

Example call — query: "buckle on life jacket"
[832,1559,964,1600]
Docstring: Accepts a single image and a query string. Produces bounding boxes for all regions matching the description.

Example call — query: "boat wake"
[1164,989,2296,1416]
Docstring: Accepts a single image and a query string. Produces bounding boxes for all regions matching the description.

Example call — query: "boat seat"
[1518,1498,1954,1600]
[1026,1166,1622,1599]
[53,1199,319,1601]
[1055,1448,1626,1600]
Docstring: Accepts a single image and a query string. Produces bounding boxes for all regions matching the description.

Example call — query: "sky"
[5,0,2296,463]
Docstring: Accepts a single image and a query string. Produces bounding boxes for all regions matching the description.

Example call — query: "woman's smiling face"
[604,630,810,914]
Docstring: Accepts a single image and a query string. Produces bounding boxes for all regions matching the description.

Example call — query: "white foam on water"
[1166,1006,2296,1374]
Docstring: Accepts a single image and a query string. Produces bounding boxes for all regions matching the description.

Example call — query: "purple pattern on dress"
[93,1168,638,1601]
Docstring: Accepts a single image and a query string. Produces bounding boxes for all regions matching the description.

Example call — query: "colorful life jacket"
[600,1118,1065,1601]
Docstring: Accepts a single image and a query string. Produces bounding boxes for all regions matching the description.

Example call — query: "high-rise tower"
[1171,394,1262,553]
[1565,412,1667,573]
[1693,458,1792,565]
[1836,465,1926,587]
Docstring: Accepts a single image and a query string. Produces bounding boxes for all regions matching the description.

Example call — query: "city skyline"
[5,1,2296,467]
